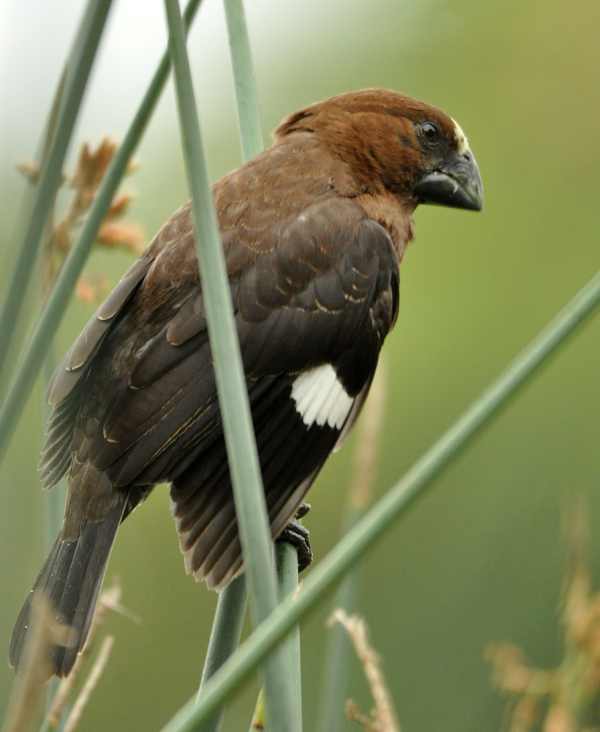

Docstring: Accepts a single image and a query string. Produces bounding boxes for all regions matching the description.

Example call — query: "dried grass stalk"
[329,609,400,732]
[62,636,115,732]
[350,359,387,511]
[47,580,132,728]
[2,593,72,732]
[17,136,143,299]
[486,502,600,731]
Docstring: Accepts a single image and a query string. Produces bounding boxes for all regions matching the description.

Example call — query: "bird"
[9,88,483,678]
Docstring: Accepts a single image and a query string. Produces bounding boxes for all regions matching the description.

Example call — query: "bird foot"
[277,503,312,573]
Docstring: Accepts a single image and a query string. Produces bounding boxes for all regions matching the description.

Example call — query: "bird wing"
[44,196,399,588]
[40,256,154,490]
[168,197,398,587]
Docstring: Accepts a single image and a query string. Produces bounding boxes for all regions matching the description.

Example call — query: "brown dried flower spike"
[18,137,144,301]
[486,504,600,732]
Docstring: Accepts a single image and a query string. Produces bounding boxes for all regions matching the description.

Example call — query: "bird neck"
[356,191,415,262]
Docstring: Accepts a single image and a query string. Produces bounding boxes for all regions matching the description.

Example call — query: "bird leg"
[276,503,313,573]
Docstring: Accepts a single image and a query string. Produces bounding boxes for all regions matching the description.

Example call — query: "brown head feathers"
[275,88,469,196]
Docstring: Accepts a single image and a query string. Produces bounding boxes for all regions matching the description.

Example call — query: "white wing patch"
[291,364,353,430]
[451,117,471,156]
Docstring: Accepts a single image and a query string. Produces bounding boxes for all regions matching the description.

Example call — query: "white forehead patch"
[451,117,471,156]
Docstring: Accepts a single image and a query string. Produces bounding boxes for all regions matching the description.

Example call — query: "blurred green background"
[1,0,600,729]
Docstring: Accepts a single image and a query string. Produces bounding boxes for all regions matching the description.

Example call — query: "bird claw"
[295,502,311,520]
[277,504,313,573]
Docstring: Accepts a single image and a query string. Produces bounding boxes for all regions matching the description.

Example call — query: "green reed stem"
[223,0,264,159]
[0,0,114,381]
[194,3,276,729]
[317,362,387,732]
[163,2,298,730]
[196,576,247,732]
[248,544,303,731]
[160,270,600,731]
[0,0,205,463]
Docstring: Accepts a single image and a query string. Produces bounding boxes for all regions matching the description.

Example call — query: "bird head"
[275,88,483,212]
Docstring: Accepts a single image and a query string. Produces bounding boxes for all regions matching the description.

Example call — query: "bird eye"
[419,121,440,141]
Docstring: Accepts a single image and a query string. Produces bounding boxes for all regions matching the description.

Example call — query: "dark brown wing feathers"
[57,191,398,586]
[54,150,399,571]
[40,257,153,491]
[13,124,403,677]
[47,257,152,408]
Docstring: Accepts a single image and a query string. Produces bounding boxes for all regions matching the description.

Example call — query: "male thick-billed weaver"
[10,89,483,677]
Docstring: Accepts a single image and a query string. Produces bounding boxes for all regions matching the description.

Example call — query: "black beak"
[414,151,483,212]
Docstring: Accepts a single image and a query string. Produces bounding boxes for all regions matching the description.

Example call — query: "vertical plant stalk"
[197,5,304,731]
[159,270,600,732]
[0,68,69,395]
[39,69,69,551]
[317,362,387,732]
[29,68,72,728]
[0,0,205,462]
[226,0,303,722]
[275,543,303,725]
[248,544,302,731]
[38,72,69,551]
[163,2,298,731]
[194,2,265,725]
[196,576,247,732]
[223,0,263,159]
[0,0,114,381]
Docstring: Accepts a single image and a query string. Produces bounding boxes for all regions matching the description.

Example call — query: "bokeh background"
[1,0,600,729]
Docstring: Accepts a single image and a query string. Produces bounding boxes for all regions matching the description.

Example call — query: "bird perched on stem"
[10,89,483,678]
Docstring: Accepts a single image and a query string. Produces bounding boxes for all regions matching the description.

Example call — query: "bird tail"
[9,498,125,678]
